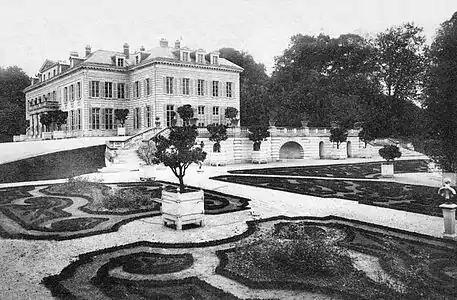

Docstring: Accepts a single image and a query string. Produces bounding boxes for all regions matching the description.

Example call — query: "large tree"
[0,66,30,142]
[219,48,270,126]
[423,12,457,172]
[270,33,380,127]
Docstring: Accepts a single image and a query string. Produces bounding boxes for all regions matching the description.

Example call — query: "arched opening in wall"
[319,141,325,159]
[347,141,352,158]
[279,141,304,160]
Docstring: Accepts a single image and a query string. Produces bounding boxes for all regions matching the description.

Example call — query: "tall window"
[134,81,139,98]
[182,52,189,62]
[77,109,81,130]
[105,82,113,98]
[117,58,124,67]
[105,108,113,129]
[226,82,233,98]
[53,70,56,77]
[77,82,81,99]
[90,81,100,97]
[135,56,139,64]
[118,83,125,99]
[197,106,205,127]
[91,108,100,129]
[197,79,204,96]
[166,105,174,127]
[212,81,219,97]
[134,107,141,129]
[64,87,68,101]
[146,106,151,127]
[70,110,75,130]
[146,78,150,95]
[197,54,204,64]
[182,78,190,95]
[213,106,219,115]
[52,91,56,101]
[70,84,75,100]
[166,76,173,94]
[198,106,205,115]
[212,56,218,64]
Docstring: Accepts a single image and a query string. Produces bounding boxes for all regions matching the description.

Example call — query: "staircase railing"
[106,127,170,150]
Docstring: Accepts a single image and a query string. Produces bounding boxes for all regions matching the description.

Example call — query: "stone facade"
[24,40,242,138]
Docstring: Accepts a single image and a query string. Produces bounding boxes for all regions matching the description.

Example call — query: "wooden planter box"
[42,132,52,140]
[117,127,126,136]
[210,152,227,166]
[53,131,65,139]
[161,189,204,230]
[381,162,394,178]
[252,151,268,164]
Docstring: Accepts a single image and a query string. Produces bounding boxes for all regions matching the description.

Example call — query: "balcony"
[28,101,60,113]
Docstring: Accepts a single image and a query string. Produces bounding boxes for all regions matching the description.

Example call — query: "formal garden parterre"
[43,216,457,300]
[0,179,250,240]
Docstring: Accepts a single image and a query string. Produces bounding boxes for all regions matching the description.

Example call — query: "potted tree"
[155,117,161,128]
[137,141,160,181]
[301,111,310,127]
[39,113,53,140]
[357,126,374,158]
[329,126,348,159]
[268,109,279,127]
[225,107,239,127]
[378,145,402,178]
[115,109,129,136]
[206,123,228,166]
[152,124,207,230]
[248,124,270,163]
[53,110,68,139]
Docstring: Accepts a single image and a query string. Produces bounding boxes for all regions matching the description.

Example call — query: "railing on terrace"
[28,101,59,112]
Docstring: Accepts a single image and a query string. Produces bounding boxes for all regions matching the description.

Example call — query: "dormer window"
[197,53,204,64]
[211,55,218,65]
[182,51,189,62]
[135,55,140,65]
[117,58,124,67]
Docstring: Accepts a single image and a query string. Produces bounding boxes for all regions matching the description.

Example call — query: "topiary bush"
[137,142,160,165]
[248,124,270,151]
[206,123,228,152]
[379,145,402,161]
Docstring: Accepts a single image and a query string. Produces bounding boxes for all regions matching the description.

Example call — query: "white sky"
[1,0,457,76]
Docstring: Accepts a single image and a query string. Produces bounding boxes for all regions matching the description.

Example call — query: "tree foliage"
[177,104,194,125]
[153,125,207,192]
[39,113,53,130]
[329,127,348,149]
[114,109,129,126]
[423,12,457,171]
[379,145,402,161]
[248,124,270,151]
[219,48,270,126]
[0,66,30,141]
[270,33,380,127]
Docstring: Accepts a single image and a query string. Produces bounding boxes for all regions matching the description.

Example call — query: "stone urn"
[161,189,204,230]
[381,162,394,178]
[117,127,126,136]
[252,150,269,164]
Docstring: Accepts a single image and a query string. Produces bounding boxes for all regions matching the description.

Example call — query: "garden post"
[439,203,457,239]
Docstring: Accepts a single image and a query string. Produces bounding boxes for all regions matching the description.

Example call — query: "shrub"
[177,104,194,125]
[270,239,350,276]
[137,142,160,165]
[102,188,158,210]
[379,145,402,161]
[114,109,129,126]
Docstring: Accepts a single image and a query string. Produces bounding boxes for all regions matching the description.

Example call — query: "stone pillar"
[439,203,457,239]
[37,113,42,136]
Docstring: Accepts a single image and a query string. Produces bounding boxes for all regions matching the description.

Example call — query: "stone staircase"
[99,127,170,173]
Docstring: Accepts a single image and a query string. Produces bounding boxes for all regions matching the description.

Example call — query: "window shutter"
[189,79,194,95]
[100,81,105,98]
[163,77,167,93]
[163,104,167,126]
[88,107,92,130]
[100,108,105,130]
[220,81,223,97]
[220,106,225,124]
[173,77,177,94]
[207,105,212,125]
[113,81,118,99]
[203,80,207,96]
[126,83,130,99]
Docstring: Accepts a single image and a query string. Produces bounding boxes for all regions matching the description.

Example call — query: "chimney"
[70,51,79,57]
[123,43,130,58]
[175,39,181,49]
[85,45,91,57]
[140,45,145,51]
[159,38,168,48]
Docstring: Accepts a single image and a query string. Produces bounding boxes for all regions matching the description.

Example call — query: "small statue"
[438,178,456,203]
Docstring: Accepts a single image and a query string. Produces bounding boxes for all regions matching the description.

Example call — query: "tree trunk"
[178,176,185,193]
